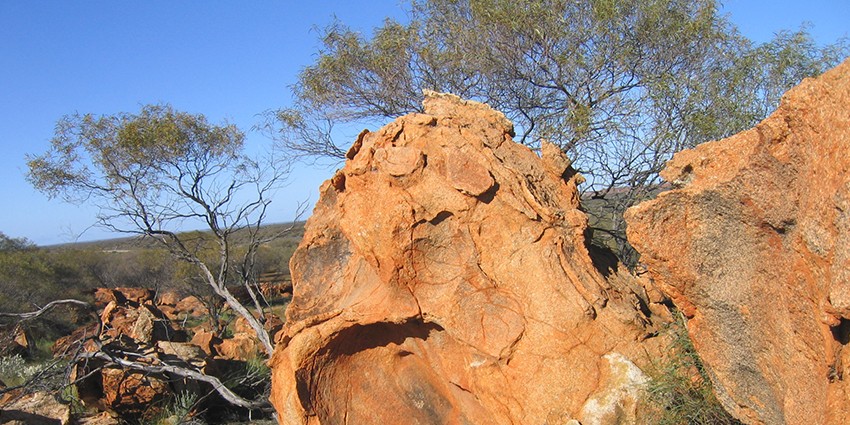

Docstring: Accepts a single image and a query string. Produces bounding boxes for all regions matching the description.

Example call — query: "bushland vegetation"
[0,224,303,423]
[4,1,849,423]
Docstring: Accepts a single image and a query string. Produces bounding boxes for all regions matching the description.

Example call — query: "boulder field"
[270,58,850,425]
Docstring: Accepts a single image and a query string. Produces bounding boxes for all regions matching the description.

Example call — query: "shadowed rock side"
[269,92,670,424]
[626,58,850,425]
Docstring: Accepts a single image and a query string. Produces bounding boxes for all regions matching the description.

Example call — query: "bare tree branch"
[79,351,272,411]
[0,299,90,322]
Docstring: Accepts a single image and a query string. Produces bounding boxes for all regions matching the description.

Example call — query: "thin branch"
[0,299,90,322]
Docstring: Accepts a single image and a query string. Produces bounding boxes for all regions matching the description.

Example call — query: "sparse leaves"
[20,104,304,418]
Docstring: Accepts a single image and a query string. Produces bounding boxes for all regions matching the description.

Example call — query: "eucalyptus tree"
[27,104,297,357]
[271,0,848,262]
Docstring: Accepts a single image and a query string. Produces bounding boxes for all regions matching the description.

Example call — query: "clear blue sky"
[1,1,847,245]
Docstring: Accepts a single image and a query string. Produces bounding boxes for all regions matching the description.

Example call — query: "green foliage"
[146,390,202,425]
[244,355,272,382]
[60,384,90,416]
[750,25,849,115]
[0,354,67,398]
[0,238,56,313]
[27,103,300,359]
[46,246,174,292]
[220,355,272,403]
[273,0,849,263]
[29,338,51,360]
[0,232,35,251]
[0,355,42,387]
[0,221,302,327]
[27,105,245,203]
[0,235,95,361]
[640,313,742,425]
[15,100,302,420]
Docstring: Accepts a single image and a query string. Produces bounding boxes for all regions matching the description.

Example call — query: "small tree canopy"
[27,105,251,231]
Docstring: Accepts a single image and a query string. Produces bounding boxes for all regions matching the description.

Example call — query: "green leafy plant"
[221,355,271,394]
[164,390,201,425]
[0,355,43,387]
[244,355,271,382]
[60,384,89,416]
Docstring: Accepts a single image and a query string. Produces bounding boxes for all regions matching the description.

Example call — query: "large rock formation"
[626,58,850,424]
[269,93,669,424]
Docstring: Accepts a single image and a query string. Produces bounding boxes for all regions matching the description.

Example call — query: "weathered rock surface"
[626,59,850,424]
[0,391,71,425]
[99,300,186,344]
[270,93,668,424]
[216,333,260,361]
[158,294,207,321]
[93,287,155,308]
[71,296,191,417]
[173,295,206,318]
[190,328,221,357]
[58,284,287,421]
[96,368,170,415]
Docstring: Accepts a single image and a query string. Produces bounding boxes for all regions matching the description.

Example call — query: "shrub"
[0,355,43,387]
[147,390,203,425]
[639,312,742,425]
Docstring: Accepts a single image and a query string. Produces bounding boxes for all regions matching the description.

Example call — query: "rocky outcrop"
[71,296,195,417]
[93,287,155,308]
[65,287,271,419]
[626,58,850,424]
[173,295,206,318]
[269,93,669,424]
[189,328,221,357]
[99,299,187,344]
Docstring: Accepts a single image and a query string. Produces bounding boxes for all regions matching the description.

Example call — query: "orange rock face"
[190,328,221,357]
[216,334,260,361]
[99,368,170,416]
[174,295,207,317]
[156,291,181,307]
[626,59,850,424]
[93,287,155,308]
[269,93,667,424]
